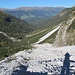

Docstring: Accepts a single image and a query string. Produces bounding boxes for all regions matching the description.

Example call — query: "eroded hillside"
[54,7,75,46]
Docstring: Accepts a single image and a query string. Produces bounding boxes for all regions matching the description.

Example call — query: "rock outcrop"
[54,9,75,47]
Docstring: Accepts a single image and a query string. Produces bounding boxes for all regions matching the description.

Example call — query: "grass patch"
[0,25,58,60]
[67,19,75,32]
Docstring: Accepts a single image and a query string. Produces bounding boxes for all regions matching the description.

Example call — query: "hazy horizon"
[0,6,66,9]
[0,0,75,9]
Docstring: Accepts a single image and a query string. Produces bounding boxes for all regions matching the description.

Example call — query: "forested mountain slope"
[0,10,35,38]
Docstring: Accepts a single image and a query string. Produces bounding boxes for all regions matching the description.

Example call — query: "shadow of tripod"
[60,52,70,75]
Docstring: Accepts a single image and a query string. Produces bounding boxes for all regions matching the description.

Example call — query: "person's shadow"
[60,52,70,75]
[12,64,48,75]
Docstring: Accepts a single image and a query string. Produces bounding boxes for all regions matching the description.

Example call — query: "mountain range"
[0,7,64,23]
[0,6,75,59]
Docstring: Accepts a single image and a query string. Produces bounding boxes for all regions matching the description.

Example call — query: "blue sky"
[0,0,75,8]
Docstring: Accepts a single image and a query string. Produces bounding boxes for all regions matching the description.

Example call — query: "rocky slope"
[0,44,75,75]
[53,7,75,47]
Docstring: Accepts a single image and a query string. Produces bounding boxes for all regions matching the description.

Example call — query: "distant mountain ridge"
[13,6,64,11]
[0,6,65,11]
[0,7,65,22]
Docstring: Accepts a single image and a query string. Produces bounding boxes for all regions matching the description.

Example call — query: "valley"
[0,6,75,75]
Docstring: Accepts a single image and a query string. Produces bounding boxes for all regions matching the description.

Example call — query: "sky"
[0,0,75,8]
